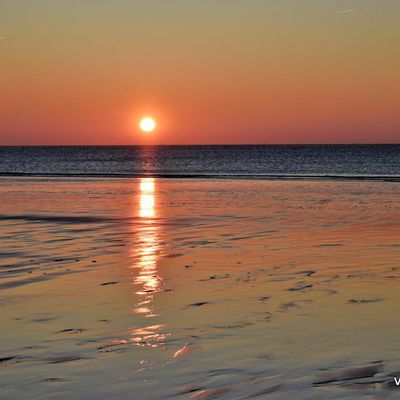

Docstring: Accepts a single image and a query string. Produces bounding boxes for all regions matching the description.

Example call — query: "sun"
[139,117,157,133]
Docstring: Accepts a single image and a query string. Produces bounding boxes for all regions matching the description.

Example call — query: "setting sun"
[139,117,156,133]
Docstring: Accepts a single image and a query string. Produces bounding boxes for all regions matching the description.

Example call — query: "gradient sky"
[1,0,399,145]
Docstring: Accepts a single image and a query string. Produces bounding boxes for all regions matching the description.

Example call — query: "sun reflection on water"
[129,178,168,348]
[139,177,155,218]
[134,178,160,305]
[139,194,155,218]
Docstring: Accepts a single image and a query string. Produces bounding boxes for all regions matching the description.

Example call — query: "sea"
[0,144,399,180]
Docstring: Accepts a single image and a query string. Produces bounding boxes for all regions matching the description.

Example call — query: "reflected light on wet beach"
[129,178,169,348]
[132,178,162,320]
[139,178,156,218]
[140,178,155,192]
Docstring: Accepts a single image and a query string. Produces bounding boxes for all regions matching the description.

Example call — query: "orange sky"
[0,0,399,144]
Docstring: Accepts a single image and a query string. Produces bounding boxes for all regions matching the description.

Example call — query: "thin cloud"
[0,36,6,40]
[332,9,356,15]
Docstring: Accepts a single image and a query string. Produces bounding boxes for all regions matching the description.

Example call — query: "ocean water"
[0,145,399,180]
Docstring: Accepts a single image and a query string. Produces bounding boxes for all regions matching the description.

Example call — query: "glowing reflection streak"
[129,178,169,348]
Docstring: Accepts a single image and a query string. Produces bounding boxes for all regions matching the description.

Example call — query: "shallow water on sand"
[1,177,400,399]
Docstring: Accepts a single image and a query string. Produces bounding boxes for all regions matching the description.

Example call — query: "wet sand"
[1,177,400,399]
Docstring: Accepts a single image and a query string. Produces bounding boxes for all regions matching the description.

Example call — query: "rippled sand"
[1,177,400,399]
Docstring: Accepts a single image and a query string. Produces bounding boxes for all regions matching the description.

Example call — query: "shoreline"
[1,173,400,182]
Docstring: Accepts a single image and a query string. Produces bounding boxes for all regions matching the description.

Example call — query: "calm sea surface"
[0,145,399,180]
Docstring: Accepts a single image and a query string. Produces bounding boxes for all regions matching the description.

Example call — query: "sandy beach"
[1,177,400,399]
